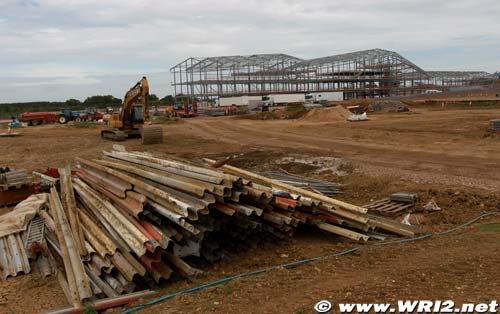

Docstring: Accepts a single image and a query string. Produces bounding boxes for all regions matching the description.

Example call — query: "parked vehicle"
[424,89,442,94]
[305,92,344,103]
[19,112,58,126]
[219,96,262,107]
[262,94,305,106]
[80,107,104,121]
[58,108,82,124]
[174,98,198,118]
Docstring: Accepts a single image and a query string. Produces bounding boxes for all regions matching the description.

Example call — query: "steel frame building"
[170,49,495,104]
[426,71,495,87]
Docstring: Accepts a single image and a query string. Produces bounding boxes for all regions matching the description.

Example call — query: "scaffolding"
[170,49,495,105]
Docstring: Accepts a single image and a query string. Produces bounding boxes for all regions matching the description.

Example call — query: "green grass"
[219,283,235,295]
[476,223,500,232]
[71,121,100,128]
[83,303,97,314]
[284,104,307,119]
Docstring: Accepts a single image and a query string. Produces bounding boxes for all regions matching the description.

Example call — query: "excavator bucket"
[141,125,163,145]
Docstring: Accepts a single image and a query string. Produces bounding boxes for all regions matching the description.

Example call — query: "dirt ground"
[1,104,500,313]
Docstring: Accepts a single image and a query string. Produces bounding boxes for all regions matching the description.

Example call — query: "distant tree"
[494,71,500,79]
[148,94,159,102]
[159,95,175,106]
[83,95,121,108]
[1,95,125,118]
[64,98,82,108]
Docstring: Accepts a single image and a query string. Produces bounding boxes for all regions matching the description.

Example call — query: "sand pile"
[300,106,351,122]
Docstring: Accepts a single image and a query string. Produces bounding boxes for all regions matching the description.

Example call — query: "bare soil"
[1,105,500,313]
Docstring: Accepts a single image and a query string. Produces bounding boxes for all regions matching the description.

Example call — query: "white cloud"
[0,0,499,102]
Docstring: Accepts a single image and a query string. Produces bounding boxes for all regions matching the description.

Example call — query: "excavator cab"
[101,77,163,144]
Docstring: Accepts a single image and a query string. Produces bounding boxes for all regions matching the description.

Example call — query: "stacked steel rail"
[37,149,414,308]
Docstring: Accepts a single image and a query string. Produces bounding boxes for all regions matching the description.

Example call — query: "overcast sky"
[1,0,499,102]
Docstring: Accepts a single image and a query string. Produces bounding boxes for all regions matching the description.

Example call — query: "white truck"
[305,92,344,103]
[424,89,442,94]
[219,96,262,107]
[262,93,306,106]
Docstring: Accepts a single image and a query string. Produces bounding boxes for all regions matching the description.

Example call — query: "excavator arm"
[121,76,149,128]
[101,76,163,144]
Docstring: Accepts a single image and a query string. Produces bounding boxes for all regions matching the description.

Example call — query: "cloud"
[0,0,499,102]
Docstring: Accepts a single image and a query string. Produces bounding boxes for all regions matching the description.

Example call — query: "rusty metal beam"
[59,166,87,258]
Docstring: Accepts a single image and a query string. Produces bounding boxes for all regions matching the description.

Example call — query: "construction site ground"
[1,104,500,313]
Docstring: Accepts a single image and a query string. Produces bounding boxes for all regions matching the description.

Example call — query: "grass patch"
[218,283,235,295]
[476,223,500,232]
[71,121,100,128]
[83,303,97,314]
[284,103,307,119]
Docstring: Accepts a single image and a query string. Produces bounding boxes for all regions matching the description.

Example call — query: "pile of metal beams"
[0,167,34,206]
[0,233,31,279]
[36,149,415,307]
[0,168,28,185]
[261,171,343,195]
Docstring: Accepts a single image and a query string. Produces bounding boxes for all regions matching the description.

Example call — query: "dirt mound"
[369,100,409,112]
[300,106,351,122]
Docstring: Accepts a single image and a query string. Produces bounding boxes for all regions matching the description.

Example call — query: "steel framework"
[426,71,495,87]
[170,49,495,104]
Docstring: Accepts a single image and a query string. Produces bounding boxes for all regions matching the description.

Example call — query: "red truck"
[19,112,58,126]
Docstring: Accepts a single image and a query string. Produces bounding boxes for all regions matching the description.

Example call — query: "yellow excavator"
[101,76,163,144]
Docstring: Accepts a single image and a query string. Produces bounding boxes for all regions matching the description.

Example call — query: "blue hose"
[122,211,499,314]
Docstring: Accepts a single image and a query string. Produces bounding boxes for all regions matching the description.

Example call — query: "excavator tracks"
[101,129,127,141]
[141,125,164,145]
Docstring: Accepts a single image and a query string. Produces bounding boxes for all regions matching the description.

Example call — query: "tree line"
[0,94,176,118]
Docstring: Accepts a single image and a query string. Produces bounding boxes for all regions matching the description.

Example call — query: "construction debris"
[44,290,158,314]
[364,193,417,217]
[424,199,441,211]
[348,112,368,121]
[262,171,343,195]
[0,132,19,137]
[0,149,417,311]
[0,168,28,185]
[390,192,418,203]
[0,194,47,279]
[0,167,35,206]
[368,100,409,112]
